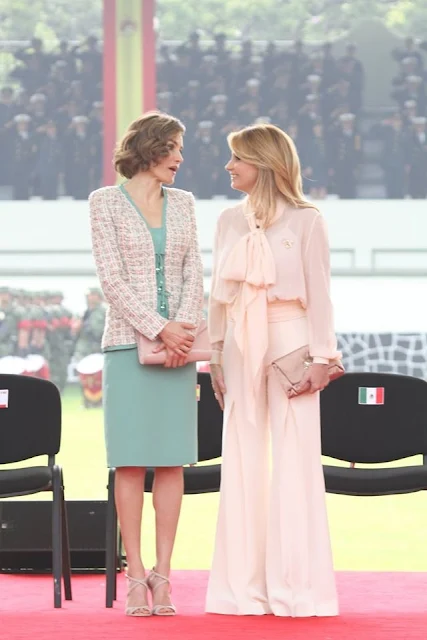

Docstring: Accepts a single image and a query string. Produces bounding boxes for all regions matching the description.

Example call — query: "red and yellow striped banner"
[103,0,156,185]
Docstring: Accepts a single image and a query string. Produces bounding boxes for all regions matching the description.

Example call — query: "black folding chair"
[321,372,427,496]
[105,371,223,607]
[0,374,72,608]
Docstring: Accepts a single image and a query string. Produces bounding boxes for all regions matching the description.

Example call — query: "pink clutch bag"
[271,345,345,398]
[136,319,212,365]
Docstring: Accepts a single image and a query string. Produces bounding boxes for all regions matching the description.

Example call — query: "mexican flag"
[358,387,385,405]
[0,389,9,409]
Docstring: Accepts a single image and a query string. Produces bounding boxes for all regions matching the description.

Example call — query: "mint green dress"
[102,185,198,468]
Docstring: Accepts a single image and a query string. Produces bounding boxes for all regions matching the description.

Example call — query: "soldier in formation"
[0,287,18,358]
[72,287,106,362]
[0,287,105,399]
[72,287,106,408]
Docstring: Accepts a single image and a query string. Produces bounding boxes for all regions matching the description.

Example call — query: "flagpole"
[142,0,156,111]
[102,0,157,186]
[103,0,117,186]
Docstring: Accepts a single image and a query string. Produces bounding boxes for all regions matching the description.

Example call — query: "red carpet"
[0,571,426,640]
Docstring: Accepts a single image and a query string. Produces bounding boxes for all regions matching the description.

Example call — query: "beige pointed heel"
[147,568,177,616]
[125,574,152,617]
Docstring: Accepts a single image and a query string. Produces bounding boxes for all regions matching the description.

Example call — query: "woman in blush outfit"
[89,112,204,617]
[206,123,339,617]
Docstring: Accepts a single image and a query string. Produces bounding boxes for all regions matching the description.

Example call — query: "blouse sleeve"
[174,193,204,327]
[208,214,227,351]
[89,190,169,341]
[303,213,340,361]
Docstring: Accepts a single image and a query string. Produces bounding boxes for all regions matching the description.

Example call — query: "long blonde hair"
[228,124,316,227]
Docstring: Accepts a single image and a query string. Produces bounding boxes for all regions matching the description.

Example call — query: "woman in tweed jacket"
[89,112,204,617]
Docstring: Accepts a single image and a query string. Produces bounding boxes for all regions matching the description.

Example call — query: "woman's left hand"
[293,363,329,396]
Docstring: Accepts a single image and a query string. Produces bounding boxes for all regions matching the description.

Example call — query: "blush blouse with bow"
[208,198,340,369]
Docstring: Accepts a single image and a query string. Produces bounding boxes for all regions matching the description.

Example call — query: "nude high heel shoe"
[147,568,177,616]
[125,574,152,617]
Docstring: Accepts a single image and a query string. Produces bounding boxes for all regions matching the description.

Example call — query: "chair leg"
[61,483,72,601]
[118,530,124,572]
[105,468,117,608]
[113,506,119,601]
[52,466,63,608]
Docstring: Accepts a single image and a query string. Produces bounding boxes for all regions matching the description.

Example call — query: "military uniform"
[73,289,106,361]
[175,80,203,118]
[299,122,331,197]
[269,99,290,130]
[375,118,408,199]
[28,93,50,131]
[204,94,229,130]
[237,78,264,123]
[46,291,74,392]
[46,304,69,392]
[64,116,92,199]
[28,292,51,379]
[402,100,418,134]
[88,102,103,191]
[406,117,427,199]
[216,118,243,199]
[0,288,18,358]
[0,87,15,188]
[36,121,64,200]
[391,76,426,115]
[297,94,323,141]
[189,121,220,199]
[391,56,419,89]
[10,114,35,200]
[331,113,362,199]
[392,40,424,75]
[73,288,106,408]
[336,46,365,113]
[15,292,32,358]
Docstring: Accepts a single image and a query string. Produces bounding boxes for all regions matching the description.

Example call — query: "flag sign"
[196,384,201,402]
[358,387,384,405]
[0,389,9,409]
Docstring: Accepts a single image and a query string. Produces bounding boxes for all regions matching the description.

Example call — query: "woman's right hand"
[151,343,188,368]
[210,364,226,410]
[165,346,188,369]
[159,321,196,356]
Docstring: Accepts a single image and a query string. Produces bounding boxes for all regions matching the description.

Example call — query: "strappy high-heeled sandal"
[125,574,152,617]
[147,568,177,616]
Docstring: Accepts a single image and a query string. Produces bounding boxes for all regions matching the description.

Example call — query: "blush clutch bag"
[137,319,212,365]
[271,345,345,398]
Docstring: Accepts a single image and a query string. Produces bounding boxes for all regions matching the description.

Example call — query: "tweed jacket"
[89,185,204,349]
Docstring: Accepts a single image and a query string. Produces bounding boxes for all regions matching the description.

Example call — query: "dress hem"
[107,461,197,468]
[205,601,339,617]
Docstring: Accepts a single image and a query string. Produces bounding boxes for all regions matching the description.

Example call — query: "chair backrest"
[0,374,61,464]
[197,372,223,461]
[320,372,427,463]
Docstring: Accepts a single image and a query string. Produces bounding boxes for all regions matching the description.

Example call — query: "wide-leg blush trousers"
[205,304,338,617]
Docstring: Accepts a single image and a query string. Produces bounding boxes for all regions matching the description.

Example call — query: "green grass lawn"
[4,386,427,572]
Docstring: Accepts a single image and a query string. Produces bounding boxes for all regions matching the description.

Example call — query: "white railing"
[1,248,426,278]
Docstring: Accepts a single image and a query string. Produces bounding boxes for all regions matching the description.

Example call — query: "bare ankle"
[153,564,170,577]
[127,561,146,579]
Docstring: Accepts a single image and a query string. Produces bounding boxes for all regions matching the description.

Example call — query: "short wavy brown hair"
[114,111,185,179]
